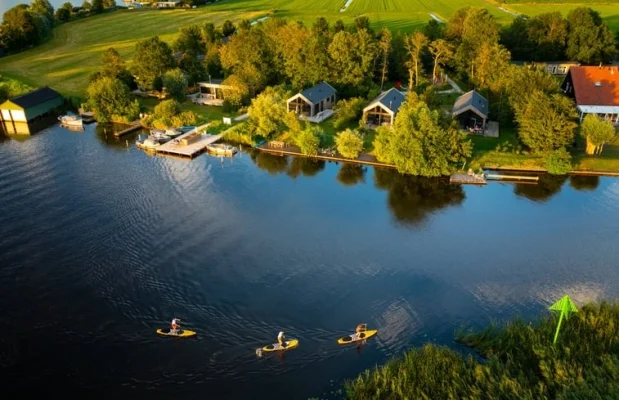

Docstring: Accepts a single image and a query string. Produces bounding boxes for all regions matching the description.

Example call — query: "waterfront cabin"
[0,87,63,124]
[362,88,405,127]
[287,81,336,121]
[195,79,232,106]
[561,65,619,124]
[452,90,488,132]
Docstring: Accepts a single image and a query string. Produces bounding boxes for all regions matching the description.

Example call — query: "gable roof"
[298,81,336,104]
[363,88,406,114]
[452,90,488,119]
[568,66,619,106]
[7,87,62,109]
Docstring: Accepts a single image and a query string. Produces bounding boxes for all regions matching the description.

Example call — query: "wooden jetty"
[450,173,487,185]
[114,120,143,137]
[485,174,539,182]
[156,129,223,158]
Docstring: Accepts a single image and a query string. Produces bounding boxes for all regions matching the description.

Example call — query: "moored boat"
[206,143,237,155]
[164,128,182,138]
[58,115,83,128]
[136,135,161,150]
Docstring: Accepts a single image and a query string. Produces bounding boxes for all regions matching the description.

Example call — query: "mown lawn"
[0,8,259,97]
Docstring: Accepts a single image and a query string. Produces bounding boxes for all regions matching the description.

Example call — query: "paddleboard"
[156,328,197,338]
[337,330,378,345]
[261,339,299,352]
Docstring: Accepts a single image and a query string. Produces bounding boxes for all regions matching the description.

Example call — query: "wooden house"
[452,90,488,131]
[362,88,405,127]
[0,87,63,124]
[562,65,619,124]
[287,81,336,118]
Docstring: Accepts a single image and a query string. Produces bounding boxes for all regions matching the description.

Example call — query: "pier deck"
[156,129,222,158]
[114,120,143,137]
[450,173,487,185]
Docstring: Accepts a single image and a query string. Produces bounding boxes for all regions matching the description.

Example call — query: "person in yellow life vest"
[277,331,285,346]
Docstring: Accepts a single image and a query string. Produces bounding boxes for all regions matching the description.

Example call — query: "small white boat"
[206,143,237,155]
[59,115,83,128]
[164,128,182,138]
[150,129,171,143]
[136,135,161,150]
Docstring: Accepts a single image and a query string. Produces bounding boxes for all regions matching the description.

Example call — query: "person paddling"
[171,317,181,333]
[355,323,367,334]
[277,331,286,347]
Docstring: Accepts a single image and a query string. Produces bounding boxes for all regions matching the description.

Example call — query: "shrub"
[294,125,322,156]
[545,148,572,175]
[222,122,254,146]
[335,129,364,159]
[333,97,366,129]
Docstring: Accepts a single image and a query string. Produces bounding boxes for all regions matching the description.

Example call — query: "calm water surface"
[1,124,619,399]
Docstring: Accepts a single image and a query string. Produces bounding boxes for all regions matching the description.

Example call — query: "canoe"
[337,330,378,345]
[156,328,197,338]
[261,339,299,352]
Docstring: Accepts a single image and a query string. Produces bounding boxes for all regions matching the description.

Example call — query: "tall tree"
[54,7,70,22]
[131,36,176,90]
[404,31,428,88]
[162,68,188,101]
[515,90,577,153]
[471,42,510,90]
[30,0,54,24]
[373,95,471,176]
[500,15,533,61]
[528,12,568,61]
[247,85,291,138]
[429,39,452,84]
[378,28,392,90]
[312,17,329,36]
[221,20,236,37]
[580,114,616,155]
[173,25,204,55]
[179,53,206,86]
[423,19,444,41]
[0,5,40,51]
[201,22,220,44]
[91,0,103,13]
[332,19,345,33]
[328,29,377,88]
[354,16,372,34]
[506,65,559,116]
[566,7,615,64]
[85,76,140,123]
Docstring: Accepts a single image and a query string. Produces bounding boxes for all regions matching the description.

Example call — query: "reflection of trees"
[250,150,289,175]
[286,157,325,179]
[336,163,366,186]
[569,175,600,191]
[373,167,466,226]
[514,174,568,202]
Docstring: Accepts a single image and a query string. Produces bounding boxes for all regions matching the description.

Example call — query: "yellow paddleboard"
[261,339,299,352]
[337,330,378,345]
[156,328,197,338]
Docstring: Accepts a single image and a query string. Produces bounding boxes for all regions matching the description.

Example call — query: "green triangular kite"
[549,295,578,344]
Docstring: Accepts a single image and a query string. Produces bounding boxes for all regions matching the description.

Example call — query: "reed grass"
[346,301,619,399]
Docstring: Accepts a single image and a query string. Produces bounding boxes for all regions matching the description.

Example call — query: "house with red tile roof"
[561,65,619,124]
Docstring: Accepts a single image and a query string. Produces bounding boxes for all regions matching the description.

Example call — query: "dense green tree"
[373,95,471,176]
[85,76,140,123]
[528,12,568,61]
[0,5,40,51]
[328,29,377,88]
[423,19,444,41]
[221,19,236,37]
[131,36,176,90]
[500,15,533,61]
[580,114,616,155]
[91,0,103,13]
[201,22,220,44]
[312,17,329,36]
[293,125,321,156]
[149,99,197,129]
[506,66,559,116]
[335,129,364,159]
[30,0,54,24]
[162,68,188,101]
[515,90,577,153]
[238,19,251,31]
[173,25,204,55]
[179,54,206,85]
[354,15,371,34]
[471,42,511,90]
[388,33,408,84]
[566,7,615,64]
[377,28,391,90]
[332,19,345,33]
[333,97,365,129]
[247,86,290,138]
[429,39,452,84]
[82,1,92,10]
[54,7,70,22]
[98,47,134,88]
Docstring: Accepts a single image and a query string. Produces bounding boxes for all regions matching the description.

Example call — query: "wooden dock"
[114,121,143,137]
[450,173,487,185]
[156,129,222,158]
[486,174,539,182]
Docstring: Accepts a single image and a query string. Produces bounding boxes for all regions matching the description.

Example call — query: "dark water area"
[1,123,619,399]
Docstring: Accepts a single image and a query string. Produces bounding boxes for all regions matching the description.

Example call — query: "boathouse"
[362,87,405,127]
[0,87,63,123]
[452,90,488,131]
[561,65,619,124]
[287,81,336,119]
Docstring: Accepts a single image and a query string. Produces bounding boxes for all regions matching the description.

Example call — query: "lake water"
[2,123,619,399]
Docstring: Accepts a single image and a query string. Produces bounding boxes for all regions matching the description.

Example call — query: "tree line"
[0,0,116,53]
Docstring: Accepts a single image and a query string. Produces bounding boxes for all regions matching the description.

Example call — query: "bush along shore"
[346,301,619,399]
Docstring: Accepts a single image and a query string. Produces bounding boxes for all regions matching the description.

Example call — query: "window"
[557,66,567,74]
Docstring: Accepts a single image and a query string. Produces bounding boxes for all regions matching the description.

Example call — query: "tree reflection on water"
[336,164,366,186]
[514,174,568,202]
[250,150,289,175]
[286,157,325,179]
[373,168,466,226]
[569,175,600,191]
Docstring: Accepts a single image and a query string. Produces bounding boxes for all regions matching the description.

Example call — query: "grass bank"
[347,301,619,399]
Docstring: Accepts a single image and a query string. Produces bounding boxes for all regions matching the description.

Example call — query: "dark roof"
[9,87,62,109]
[567,66,619,106]
[300,81,336,104]
[366,88,405,113]
[452,90,488,119]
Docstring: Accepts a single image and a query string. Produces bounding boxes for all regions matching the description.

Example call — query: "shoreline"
[256,144,619,178]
